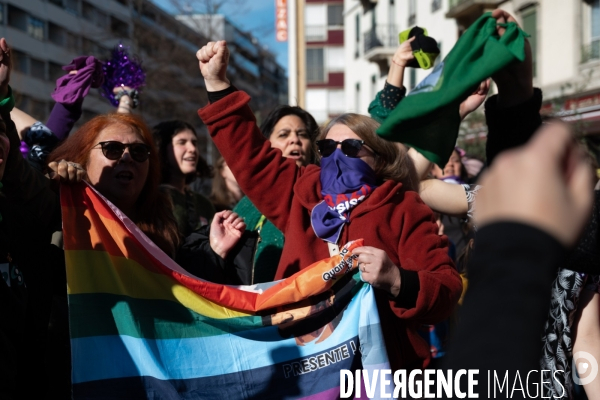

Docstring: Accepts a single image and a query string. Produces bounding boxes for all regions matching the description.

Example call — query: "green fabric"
[233,196,284,284]
[0,86,14,114]
[377,13,528,167]
[161,185,215,237]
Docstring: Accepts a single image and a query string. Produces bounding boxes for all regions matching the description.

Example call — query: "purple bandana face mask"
[311,148,378,243]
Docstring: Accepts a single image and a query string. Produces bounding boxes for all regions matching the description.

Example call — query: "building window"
[431,0,441,13]
[83,2,108,28]
[65,31,80,52]
[64,0,79,15]
[521,6,537,77]
[30,58,46,80]
[49,62,64,82]
[328,4,343,27]
[12,50,28,74]
[306,48,325,83]
[28,16,45,40]
[591,0,600,60]
[328,89,345,114]
[408,0,416,25]
[326,47,344,71]
[7,5,28,32]
[111,16,129,38]
[305,4,327,41]
[49,23,65,46]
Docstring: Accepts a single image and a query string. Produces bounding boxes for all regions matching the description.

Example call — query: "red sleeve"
[391,191,462,324]
[198,91,300,232]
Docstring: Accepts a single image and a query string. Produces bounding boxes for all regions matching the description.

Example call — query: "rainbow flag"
[62,183,391,399]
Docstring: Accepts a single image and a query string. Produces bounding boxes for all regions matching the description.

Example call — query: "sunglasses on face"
[94,141,151,163]
[315,139,372,158]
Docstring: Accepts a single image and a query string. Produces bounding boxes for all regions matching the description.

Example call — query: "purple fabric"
[311,149,378,244]
[46,101,83,141]
[51,56,104,105]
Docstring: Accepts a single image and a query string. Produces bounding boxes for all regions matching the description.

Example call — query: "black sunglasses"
[94,141,151,163]
[316,139,372,158]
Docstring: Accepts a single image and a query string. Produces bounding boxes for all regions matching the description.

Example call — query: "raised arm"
[10,107,36,140]
[0,38,61,232]
[196,41,301,232]
[485,9,539,166]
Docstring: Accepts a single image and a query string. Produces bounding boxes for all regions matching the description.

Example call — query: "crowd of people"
[0,9,599,399]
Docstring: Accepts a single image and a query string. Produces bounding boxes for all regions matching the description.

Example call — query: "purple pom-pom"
[101,43,146,107]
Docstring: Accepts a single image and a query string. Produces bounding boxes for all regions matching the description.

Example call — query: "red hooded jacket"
[199,91,462,371]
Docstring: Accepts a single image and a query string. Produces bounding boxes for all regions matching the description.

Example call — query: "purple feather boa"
[101,43,146,106]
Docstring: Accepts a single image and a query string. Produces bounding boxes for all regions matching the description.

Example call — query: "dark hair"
[210,155,241,211]
[318,113,418,190]
[48,113,180,255]
[152,120,213,185]
[260,105,320,165]
[450,149,469,183]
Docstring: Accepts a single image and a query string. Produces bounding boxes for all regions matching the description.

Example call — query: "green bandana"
[377,13,528,167]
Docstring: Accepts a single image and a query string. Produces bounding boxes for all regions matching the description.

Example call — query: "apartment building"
[3,0,130,122]
[287,0,345,123]
[344,0,600,138]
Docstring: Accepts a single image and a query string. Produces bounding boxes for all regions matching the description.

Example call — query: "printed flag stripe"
[66,250,250,319]
[68,293,262,339]
[71,333,362,383]
[73,343,361,400]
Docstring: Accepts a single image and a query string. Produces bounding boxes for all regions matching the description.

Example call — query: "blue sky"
[152,0,289,73]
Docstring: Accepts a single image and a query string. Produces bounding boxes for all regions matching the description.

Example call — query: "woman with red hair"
[46,112,246,397]
[49,112,180,254]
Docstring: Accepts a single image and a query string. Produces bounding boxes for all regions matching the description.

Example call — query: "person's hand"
[459,79,490,119]
[386,37,415,88]
[353,246,401,297]
[209,210,245,259]
[392,37,415,68]
[113,85,134,114]
[47,160,87,183]
[197,40,231,92]
[113,85,132,94]
[0,38,11,100]
[490,9,534,107]
[475,121,594,247]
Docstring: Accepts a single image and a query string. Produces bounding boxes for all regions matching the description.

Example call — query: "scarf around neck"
[311,149,378,244]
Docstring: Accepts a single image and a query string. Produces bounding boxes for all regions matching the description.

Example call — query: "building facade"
[342,0,600,140]
[4,0,130,122]
[287,0,345,123]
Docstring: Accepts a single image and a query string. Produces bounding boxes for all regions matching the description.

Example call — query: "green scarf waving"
[376,12,528,167]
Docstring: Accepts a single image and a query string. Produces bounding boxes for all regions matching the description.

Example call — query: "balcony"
[581,40,600,64]
[446,0,507,22]
[306,25,327,42]
[363,24,398,75]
